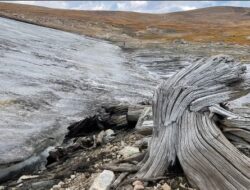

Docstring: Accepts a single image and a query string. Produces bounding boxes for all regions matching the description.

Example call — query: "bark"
[135,55,250,190]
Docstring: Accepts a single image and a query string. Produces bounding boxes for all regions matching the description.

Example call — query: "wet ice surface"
[0,17,249,169]
[0,17,156,166]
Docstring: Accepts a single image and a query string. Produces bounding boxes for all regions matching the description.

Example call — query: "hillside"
[0,3,250,46]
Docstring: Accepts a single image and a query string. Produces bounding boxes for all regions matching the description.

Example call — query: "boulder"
[90,170,115,190]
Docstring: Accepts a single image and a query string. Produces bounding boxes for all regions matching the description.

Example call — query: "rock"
[134,137,151,149]
[96,130,106,145]
[96,129,115,145]
[134,184,144,190]
[17,175,39,183]
[58,181,64,186]
[119,146,140,158]
[52,184,61,189]
[0,186,5,190]
[133,180,143,186]
[162,183,171,190]
[105,129,115,136]
[89,170,115,190]
[104,129,115,142]
[133,180,144,190]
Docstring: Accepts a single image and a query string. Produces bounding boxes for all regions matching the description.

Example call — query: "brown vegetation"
[1,3,250,46]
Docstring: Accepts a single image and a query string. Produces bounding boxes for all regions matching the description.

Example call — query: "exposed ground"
[1,3,250,47]
[0,104,194,190]
[4,130,190,190]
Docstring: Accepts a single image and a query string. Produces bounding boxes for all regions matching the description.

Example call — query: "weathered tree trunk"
[136,55,250,189]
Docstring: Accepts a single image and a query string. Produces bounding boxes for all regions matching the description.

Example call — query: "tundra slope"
[1,3,250,46]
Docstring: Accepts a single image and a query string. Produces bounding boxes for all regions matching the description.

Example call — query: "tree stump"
[135,55,250,189]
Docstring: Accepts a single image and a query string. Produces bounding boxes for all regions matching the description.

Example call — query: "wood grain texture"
[135,55,250,189]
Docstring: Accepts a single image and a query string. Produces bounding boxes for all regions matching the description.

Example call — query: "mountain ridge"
[1,2,250,46]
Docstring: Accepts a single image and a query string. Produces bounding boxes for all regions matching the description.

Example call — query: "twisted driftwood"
[135,55,250,189]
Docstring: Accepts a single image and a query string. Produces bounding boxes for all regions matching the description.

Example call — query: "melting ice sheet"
[0,17,155,165]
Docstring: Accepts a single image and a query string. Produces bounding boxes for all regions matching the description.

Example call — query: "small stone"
[105,129,114,136]
[52,184,61,189]
[104,129,115,142]
[97,130,106,145]
[89,170,115,190]
[154,183,161,189]
[119,146,140,158]
[133,180,143,186]
[134,184,144,190]
[70,174,76,179]
[162,183,171,190]
[135,137,151,149]
[111,146,118,151]
[58,181,64,186]
[94,163,99,168]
